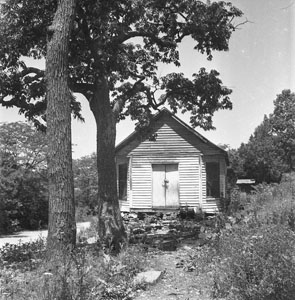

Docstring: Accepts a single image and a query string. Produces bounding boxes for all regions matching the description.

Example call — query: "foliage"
[0,0,243,128]
[0,238,46,270]
[73,154,98,212]
[230,90,295,183]
[0,242,146,300]
[239,116,286,183]
[213,225,295,300]
[271,89,295,168]
[227,148,246,180]
[0,122,47,171]
[0,122,48,233]
[211,178,295,300]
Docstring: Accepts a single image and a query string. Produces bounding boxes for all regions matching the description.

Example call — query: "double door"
[152,164,179,208]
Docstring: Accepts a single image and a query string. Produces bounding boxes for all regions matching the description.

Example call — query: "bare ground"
[134,239,213,300]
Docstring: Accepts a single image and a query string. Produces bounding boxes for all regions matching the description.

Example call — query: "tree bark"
[90,77,126,253]
[46,0,76,259]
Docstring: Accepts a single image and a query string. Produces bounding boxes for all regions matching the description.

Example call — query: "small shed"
[236,179,256,194]
[115,108,228,213]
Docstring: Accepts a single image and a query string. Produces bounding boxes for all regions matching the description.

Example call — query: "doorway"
[152,164,179,208]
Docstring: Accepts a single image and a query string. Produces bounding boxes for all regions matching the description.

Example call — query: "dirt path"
[134,239,213,300]
[0,222,90,248]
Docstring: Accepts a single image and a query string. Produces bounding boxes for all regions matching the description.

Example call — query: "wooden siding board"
[129,154,202,209]
[127,115,223,156]
[131,158,152,208]
[129,116,202,155]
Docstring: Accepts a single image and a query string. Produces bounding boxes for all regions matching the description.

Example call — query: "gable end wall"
[116,111,227,212]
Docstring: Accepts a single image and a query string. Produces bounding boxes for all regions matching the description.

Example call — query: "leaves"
[231,89,295,183]
[73,154,98,210]
[0,122,48,232]
[1,0,243,129]
[160,68,232,129]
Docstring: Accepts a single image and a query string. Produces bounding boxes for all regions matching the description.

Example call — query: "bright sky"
[0,0,294,158]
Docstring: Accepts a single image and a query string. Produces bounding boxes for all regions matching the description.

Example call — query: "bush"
[211,179,295,300]
[213,224,295,300]
[0,171,48,232]
[0,200,9,235]
[0,238,46,270]
[0,243,146,300]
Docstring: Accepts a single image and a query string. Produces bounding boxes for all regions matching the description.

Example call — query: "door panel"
[165,164,179,207]
[152,165,166,207]
[152,164,179,208]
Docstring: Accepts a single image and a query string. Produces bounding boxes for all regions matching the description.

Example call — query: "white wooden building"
[115,108,228,213]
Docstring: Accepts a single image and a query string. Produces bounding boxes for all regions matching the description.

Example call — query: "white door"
[152,164,179,208]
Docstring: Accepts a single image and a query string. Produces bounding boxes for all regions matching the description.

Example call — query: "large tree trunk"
[46,0,76,259]
[90,78,126,253]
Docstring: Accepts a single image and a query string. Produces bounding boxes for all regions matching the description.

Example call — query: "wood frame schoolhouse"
[115,108,228,213]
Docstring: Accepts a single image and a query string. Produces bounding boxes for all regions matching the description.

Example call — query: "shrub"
[212,179,295,300]
[213,224,295,300]
[0,243,146,300]
[0,238,46,270]
[40,245,146,300]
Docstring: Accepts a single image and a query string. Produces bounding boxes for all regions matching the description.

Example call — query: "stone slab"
[134,270,162,285]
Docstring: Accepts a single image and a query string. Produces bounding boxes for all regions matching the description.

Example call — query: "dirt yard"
[134,238,213,300]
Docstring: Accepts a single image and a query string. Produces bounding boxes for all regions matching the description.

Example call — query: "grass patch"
[0,221,146,300]
[208,175,295,300]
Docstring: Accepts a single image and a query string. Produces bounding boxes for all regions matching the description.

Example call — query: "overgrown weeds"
[209,174,295,300]
[0,238,46,270]
[0,222,146,300]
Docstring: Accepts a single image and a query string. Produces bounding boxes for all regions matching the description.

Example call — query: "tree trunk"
[46,0,76,259]
[90,78,126,253]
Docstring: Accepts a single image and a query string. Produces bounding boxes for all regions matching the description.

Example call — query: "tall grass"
[212,174,295,300]
[0,225,146,300]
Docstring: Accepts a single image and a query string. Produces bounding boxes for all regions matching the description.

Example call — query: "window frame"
[206,161,220,198]
[118,163,128,200]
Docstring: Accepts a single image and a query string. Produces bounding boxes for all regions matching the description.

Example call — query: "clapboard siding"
[178,157,200,207]
[201,158,207,207]
[115,108,228,213]
[202,198,222,213]
[131,159,152,208]
[130,116,202,155]
[116,113,222,157]
[128,154,202,209]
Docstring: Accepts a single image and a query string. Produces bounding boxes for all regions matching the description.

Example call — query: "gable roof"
[116,108,228,162]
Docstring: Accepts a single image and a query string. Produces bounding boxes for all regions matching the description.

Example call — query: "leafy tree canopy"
[0,121,47,171]
[231,90,295,183]
[0,122,48,231]
[270,89,295,167]
[73,153,98,209]
[0,0,243,130]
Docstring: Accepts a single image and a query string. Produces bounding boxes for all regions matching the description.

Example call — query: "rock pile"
[122,212,201,251]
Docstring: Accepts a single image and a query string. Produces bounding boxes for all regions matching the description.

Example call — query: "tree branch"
[20,67,45,78]
[112,30,176,48]
[0,95,33,110]
[69,81,94,99]
[234,18,251,29]
[112,77,146,117]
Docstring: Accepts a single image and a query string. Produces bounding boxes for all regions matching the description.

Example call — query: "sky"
[0,0,294,158]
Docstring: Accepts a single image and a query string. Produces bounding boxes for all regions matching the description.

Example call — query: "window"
[118,163,128,200]
[206,162,220,198]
